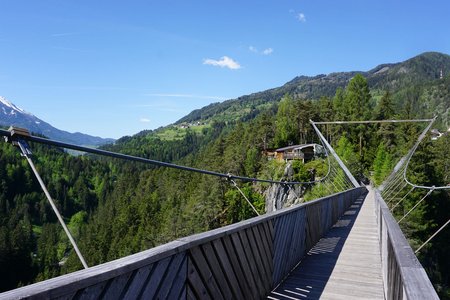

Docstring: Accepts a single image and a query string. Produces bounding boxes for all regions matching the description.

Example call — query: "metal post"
[310,120,360,187]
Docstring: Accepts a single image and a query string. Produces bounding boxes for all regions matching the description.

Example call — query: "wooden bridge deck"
[268,186,384,300]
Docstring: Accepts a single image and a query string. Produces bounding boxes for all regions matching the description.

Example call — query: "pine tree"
[274,95,296,147]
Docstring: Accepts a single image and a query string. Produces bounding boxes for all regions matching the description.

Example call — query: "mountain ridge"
[177,51,450,125]
[0,97,115,146]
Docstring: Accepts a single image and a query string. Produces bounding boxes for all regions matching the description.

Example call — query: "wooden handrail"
[374,189,439,300]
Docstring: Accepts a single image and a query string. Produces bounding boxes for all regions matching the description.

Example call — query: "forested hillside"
[178,52,450,129]
[0,53,449,297]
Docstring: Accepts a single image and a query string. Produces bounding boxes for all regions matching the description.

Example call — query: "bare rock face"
[265,162,304,213]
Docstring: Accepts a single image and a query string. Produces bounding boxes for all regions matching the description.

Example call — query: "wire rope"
[230,180,260,216]
[398,189,434,224]
[390,187,415,211]
[415,219,450,254]
[0,129,340,185]
[0,127,333,187]
[385,181,409,205]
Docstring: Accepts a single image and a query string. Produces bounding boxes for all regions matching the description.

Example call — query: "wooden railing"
[374,189,439,300]
[1,187,366,300]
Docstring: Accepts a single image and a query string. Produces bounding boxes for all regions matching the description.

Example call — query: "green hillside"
[177,52,450,129]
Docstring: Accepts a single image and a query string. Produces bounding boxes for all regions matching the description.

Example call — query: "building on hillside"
[431,129,442,140]
[266,143,325,163]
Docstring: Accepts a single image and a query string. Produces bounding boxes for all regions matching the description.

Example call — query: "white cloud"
[297,13,306,22]
[249,46,258,53]
[248,46,274,56]
[262,48,273,55]
[140,117,151,123]
[203,56,241,70]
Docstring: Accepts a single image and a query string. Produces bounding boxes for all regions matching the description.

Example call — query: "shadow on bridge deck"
[268,187,384,300]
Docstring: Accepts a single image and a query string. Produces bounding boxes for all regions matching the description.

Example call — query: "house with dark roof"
[268,143,324,163]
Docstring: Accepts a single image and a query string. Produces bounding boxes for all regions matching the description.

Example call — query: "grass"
[156,124,210,141]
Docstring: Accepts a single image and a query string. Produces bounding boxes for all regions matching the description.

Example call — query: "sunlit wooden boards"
[268,189,384,300]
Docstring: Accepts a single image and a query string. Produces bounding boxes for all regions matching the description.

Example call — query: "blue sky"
[1,1,449,139]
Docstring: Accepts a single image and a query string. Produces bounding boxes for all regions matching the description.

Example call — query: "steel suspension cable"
[0,128,328,186]
[399,117,450,191]
[382,169,406,198]
[391,186,415,211]
[398,189,434,224]
[415,219,450,254]
[14,139,88,269]
[386,181,409,205]
[230,180,260,216]
[313,119,434,125]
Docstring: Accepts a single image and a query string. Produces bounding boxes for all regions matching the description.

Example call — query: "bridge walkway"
[269,186,384,300]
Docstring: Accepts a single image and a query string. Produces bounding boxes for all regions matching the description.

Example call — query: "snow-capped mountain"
[0,97,114,146]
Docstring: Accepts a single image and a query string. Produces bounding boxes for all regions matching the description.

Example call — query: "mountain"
[0,97,115,146]
[177,52,450,125]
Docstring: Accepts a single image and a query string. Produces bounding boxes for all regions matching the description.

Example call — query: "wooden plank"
[280,212,299,281]
[177,286,187,300]
[200,242,234,299]
[286,209,306,270]
[306,203,321,251]
[251,224,273,279]
[166,254,188,300]
[270,187,385,300]
[121,264,153,299]
[323,199,333,231]
[222,235,255,300]
[73,280,108,300]
[100,271,133,300]
[245,226,271,294]
[139,255,172,298]
[272,214,289,284]
[236,230,266,298]
[283,213,299,273]
[186,284,201,300]
[188,246,224,300]
[230,232,259,300]
[211,238,245,299]
[54,292,76,300]
[187,257,211,300]
[262,219,274,257]
[155,252,187,299]
[331,196,339,223]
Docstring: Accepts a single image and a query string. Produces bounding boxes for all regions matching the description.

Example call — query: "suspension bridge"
[0,118,447,299]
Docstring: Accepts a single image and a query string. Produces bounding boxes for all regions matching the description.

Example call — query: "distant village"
[177,121,206,129]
